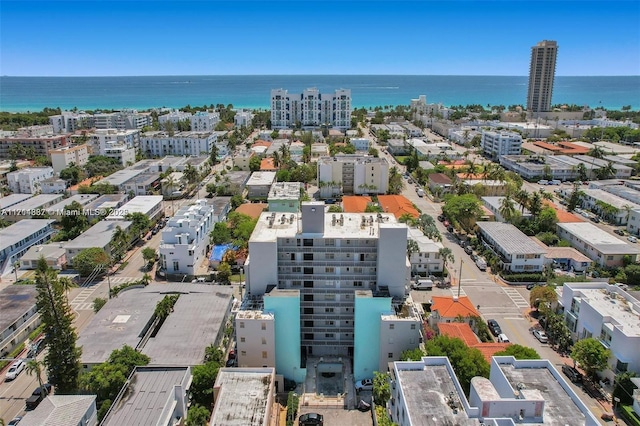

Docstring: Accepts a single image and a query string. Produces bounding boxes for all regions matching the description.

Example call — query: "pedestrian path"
[503,288,530,308]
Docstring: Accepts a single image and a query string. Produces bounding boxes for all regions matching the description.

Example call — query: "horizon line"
[2,74,639,78]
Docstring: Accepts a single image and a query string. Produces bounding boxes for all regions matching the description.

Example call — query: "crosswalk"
[503,288,530,308]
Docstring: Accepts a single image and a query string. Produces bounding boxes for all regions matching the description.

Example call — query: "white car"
[5,359,25,381]
[355,378,374,392]
[533,329,549,343]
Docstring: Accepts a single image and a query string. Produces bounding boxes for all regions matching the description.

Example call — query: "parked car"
[355,378,374,391]
[561,364,583,383]
[487,319,502,337]
[5,359,25,381]
[299,413,324,426]
[497,333,510,343]
[628,236,638,243]
[614,229,625,236]
[532,329,548,343]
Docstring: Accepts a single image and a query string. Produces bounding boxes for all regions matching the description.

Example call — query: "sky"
[1,1,639,77]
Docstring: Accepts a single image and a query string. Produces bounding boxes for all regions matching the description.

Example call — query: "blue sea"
[1,75,638,112]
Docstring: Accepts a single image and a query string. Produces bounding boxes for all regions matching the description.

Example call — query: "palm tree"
[499,196,517,223]
[25,359,47,397]
[439,247,455,281]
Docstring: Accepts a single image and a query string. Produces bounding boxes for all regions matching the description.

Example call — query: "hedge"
[621,405,640,426]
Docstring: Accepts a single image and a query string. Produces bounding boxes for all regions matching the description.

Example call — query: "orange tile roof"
[431,296,480,318]
[377,195,419,219]
[234,203,268,219]
[437,323,479,346]
[260,158,277,171]
[543,200,583,223]
[342,196,371,213]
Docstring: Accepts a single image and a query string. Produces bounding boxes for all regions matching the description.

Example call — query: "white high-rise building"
[159,200,215,276]
[527,40,558,115]
[271,88,351,130]
[480,130,522,160]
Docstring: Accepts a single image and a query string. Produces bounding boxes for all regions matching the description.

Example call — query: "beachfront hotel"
[527,40,558,115]
[271,88,351,130]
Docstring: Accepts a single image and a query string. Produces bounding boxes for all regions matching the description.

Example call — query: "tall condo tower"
[526,40,558,116]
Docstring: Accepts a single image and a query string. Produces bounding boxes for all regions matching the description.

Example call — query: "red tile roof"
[342,196,372,213]
[431,296,480,318]
[377,195,420,219]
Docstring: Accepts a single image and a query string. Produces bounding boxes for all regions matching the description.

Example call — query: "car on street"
[532,329,548,343]
[487,319,502,337]
[628,236,638,243]
[355,378,374,391]
[5,359,25,381]
[299,413,324,426]
[561,364,583,383]
[614,229,625,236]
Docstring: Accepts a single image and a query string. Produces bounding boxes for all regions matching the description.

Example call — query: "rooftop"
[77,284,233,365]
[395,363,476,425]
[0,219,56,250]
[102,366,191,426]
[558,222,640,255]
[250,210,400,242]
[210,368,275,426]
[246,171,276,186]
[64,220,132,251]
[106,195,163,220]
[477,222,546,255]
[268,182,301,200]
[18,395,97,426]
[0,285,38,332]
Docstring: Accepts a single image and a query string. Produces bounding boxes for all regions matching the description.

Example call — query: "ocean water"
[1,75,638,112]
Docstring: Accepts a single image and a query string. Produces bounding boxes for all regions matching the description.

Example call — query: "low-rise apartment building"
[317,155,390,198]
[49,144,90,173]
[7,167,54,193]
[481,130,522,160]
[477,222,545,272]
[159,200,215,276]
[557,222,640,267]
[559,282,640,381]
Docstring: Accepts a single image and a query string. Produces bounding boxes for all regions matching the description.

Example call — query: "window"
[262,351,268,359]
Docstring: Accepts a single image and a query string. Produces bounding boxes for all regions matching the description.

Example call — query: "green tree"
[249,155,261,171]
[373,371,391,406]
[217,262,232,284]
[34,258,82,394]
[571,338,611,380]
[74,247,111,276]
[494,344,541,359]
[442,194,482,232]
[186,405,211,426]
[425,335,490,394]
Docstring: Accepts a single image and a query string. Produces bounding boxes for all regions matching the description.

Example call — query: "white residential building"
[559,282,640,381]
[481,130,523,160]
[49,144,90,173]
[317,155,389,198]
[234,110,254,127]
[349,138,371,152]
[141,131,217,157]
[557,222,640,267]
[407,227,444,275]
[159,200,215,276]
[271,88,351,130]
[7,167,54,193]
[190,111,220,132]
[237,204,414,381]
[477,222,545,272]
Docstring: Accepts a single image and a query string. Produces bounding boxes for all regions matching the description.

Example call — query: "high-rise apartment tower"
[526,40,558,115]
